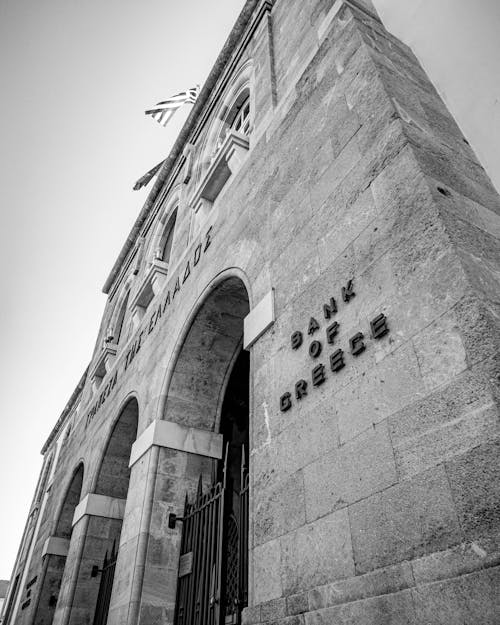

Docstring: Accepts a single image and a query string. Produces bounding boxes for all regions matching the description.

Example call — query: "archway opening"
[218,348,249,622]
[95,398,138,499]
[70,399,138,625]
[167,277,250,625]
[33,463,84,625]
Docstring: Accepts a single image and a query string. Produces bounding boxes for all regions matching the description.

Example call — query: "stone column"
[52,495,126,625]
[106,420,223,625]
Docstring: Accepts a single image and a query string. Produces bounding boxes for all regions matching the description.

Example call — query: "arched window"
[211,89,252,163]
[228,93,251,136]
[111,290,129,345]
[154,208,177,266]
[192,74,252,223]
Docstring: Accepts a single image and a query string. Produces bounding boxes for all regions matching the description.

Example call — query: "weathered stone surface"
[252,396,340,491]
[411,565,500,625]
[305,588,417,625]
[452,296,500,368]
[409,131,500,214]
[429,179,500,237]
[349,466,462,573]
[308,561,414,611]
[411,542,500,585]
[286,592,309,616]
[316,187,378,273]
[261,597,287,623]
[446,439,500,550]
[242,605,262,625]
[303,421,397,521]
[389,368,500,479]
[336,341,426,444]
[253,538,282,604]
[264,617,305,625]
[254,470,306,545]
[280,509,354,594]
[412,308,467,392]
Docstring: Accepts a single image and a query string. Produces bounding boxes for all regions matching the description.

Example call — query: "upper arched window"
[191,63,253,219]
[154,208,177,266]
[111,290,130,345]
[228,93,251,136]
[211,90,252,162]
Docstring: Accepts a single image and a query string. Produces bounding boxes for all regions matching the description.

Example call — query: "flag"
[145,86,199,127]
[133,160,165,191]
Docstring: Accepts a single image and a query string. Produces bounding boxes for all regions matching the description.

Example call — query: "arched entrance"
[90,398,138,625]
[31,464,84,625]
[62,399,138,625]
[165,277,250,625]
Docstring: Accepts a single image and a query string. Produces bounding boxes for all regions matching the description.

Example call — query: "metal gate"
[173,446,249,625]
[92,541,117,625]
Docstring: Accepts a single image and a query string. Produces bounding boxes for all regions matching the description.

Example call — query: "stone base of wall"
[243,545,500,625]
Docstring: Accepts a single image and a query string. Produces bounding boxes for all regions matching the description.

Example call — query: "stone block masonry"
[5,1,500,625]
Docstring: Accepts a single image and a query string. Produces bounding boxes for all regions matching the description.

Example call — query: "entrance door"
[173,350,249,625]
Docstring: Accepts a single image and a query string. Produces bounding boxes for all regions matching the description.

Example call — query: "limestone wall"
[6,1,500,624]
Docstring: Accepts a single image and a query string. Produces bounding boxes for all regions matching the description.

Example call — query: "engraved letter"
[323,297,337,319]
[349,332,365,356]
[330,349,345,372]
[308,317,320,335]
[342,279,355,303]
[326,321,339,345]
[291,331,303,350]
[371,313,389,339]
[312,363,326,386]
[295,379,308,400]
[280,392,292,412]
[309,340,322,359]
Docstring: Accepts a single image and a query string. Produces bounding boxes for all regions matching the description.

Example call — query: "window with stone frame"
[154,208,177,266]
[192,79,252,227]
[211,89,252,163]
[110,290,130,345]
[129,207,178,328]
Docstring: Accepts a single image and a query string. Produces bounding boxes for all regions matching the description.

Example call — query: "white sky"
[0,0,246,580]
[0,0,499,580]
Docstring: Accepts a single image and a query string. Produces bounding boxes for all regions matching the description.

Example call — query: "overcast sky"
[0,0,499,581]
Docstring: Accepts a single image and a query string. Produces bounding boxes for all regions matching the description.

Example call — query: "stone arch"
[161,275,251,623]
[30,463,84,625]
[65,399,139,625]
[163,275,250,432]
[94,396,139,499]
[54,463,85,539]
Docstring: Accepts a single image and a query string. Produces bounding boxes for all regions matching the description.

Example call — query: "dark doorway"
[173,349,250,625]
[218,349,249,624]
[168,277,250,625]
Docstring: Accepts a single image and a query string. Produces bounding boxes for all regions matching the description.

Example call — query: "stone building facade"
[3,1,500,624]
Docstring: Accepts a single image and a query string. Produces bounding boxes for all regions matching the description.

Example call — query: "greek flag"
[145,86,199,127]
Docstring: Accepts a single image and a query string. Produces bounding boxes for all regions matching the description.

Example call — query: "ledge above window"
[192,130,250,209]
[90,344,118,391]
[130,259,169,327]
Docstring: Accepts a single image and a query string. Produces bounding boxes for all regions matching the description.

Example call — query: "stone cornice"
[40,368,88,455]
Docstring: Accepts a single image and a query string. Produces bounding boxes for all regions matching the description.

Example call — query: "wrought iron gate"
[92,541,117,625]
[173,446,249,625]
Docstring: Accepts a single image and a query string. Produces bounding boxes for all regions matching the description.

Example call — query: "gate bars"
[92,541,118,625]
[174,445,249,625]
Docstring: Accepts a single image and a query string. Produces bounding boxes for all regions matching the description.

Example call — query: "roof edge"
[40,368,88,455]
